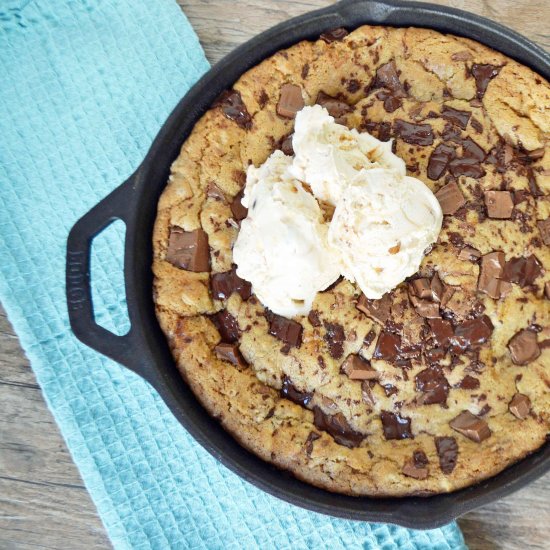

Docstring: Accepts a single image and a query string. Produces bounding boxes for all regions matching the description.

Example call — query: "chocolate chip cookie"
[152,25,550,496]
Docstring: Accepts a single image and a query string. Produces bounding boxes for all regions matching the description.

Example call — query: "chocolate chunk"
[425,347,447,364]
[501,255,543,287]
[435,437,458,474]
[341,354,379,380]
[377,121,392,142]
[315,92,352,119]
[441,106,471,129]
[281,376,313,407]
[428,318,453,349]
[402,457,429,480]
[508,329,540,365]
[305,431,321,455]
[537,218,550,245]
[546,282,550,300]
[356,293,391,325]
[383,383,398,397]
[478,251,512,299]
[403,450,429,479]
[471,64,501,99]
[394,120,434,146]
[435,182,465,215]
[308,309,321,327]
[427,143,457,180]
[485,190,514,219]
[376,90,402,113]
[313,407,364,448]
[440,286,456,308]
[458,137,485,158]
[441,123,462,142]
[509,393,531,419]
[319,27,348,43]
[214,343,247,368]
[410,295,440,319]
[214,90,252,129]
[361,381,376,407]
[166,226,210,272]
[448,138,486,178]
[363,329,377,348]
[430,274,445,302]
[324,322,345,359]
[230,190,248,221]
[280,133,294,156]
[450,410,491,442]
[458,246,481,261]
[470,118,483,133]
[373,331,401,362]
[373,61,407,97]
[211,267,252,301]
[206,182,226,201]
[527,167,543,197]
[211,310,240,343]
[380,411,413,440]
[458,375,480,390]
[416,366,450,405]
[410,278,432,299]
[277,84,304,118]
[451,315,494,352]
[414,450,429,468]
[269,314,303,347]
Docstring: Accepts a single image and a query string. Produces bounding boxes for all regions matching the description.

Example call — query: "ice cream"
[232,106,442,317]
[289,105,406,205]
[329,169,443,299]
[232,151,341,317]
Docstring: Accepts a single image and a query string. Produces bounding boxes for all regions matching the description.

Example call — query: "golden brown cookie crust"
[153,25,550,497]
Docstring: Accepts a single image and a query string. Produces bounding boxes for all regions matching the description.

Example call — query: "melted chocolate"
[211,267,252,301]
[269,314,303,348]
[501,255,542,287]
[435,436,458,474]
[415,366,450,405]
[427,143,457,180]
[450,315,494,352]
[214,90,252,129]
[380,411,413,440]
[441,106,471,129]
[280,376,313,407]
[394,120,434,146]
[313,407,365,448]
[230,190,248,221]
[471,64,501,99]
[210,310,240,343]
[373,331,401,362]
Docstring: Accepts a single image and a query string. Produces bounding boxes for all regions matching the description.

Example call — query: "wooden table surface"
[1,1,548,548]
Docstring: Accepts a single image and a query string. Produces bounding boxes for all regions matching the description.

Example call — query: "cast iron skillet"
[66,0,550,529]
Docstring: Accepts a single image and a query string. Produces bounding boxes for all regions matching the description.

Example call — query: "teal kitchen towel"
[0,0,467,548]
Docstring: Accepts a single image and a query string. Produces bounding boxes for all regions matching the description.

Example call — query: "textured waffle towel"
[0,0,467,548]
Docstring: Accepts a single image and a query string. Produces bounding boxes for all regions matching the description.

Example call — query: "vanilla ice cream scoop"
[329,169,443,299]
[233,151,341,317]
[289,105,406,205]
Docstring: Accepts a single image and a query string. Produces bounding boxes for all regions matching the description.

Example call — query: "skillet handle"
[66,174,145,377]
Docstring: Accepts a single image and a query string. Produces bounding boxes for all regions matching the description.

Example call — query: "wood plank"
[0,478,108,550]
[0,307,111,550]
[1,1,549,548]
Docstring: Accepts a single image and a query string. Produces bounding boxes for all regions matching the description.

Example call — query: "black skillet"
[66,0,550,529]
